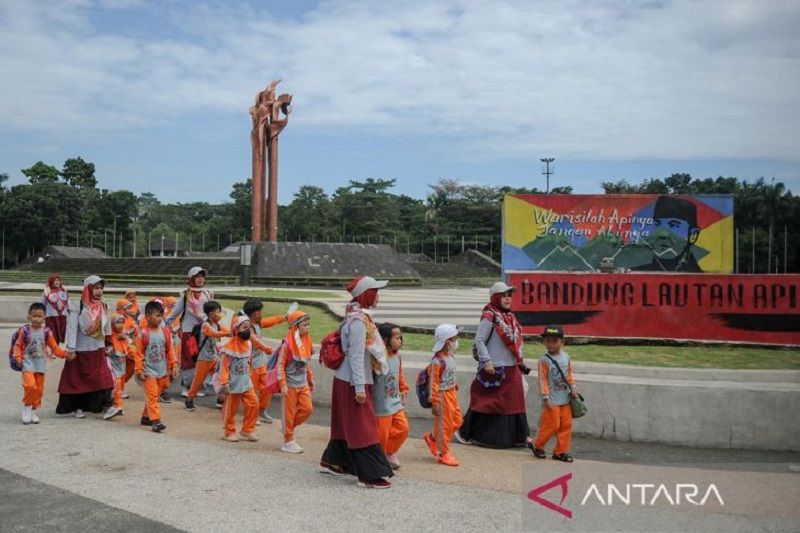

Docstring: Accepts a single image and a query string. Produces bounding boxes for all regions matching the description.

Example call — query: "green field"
[217,299,800,370]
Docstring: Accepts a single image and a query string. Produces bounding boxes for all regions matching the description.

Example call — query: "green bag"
[570,393,587,419]
[544,353,587,419]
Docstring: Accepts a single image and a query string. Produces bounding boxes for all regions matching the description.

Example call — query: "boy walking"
[135,301,177,433]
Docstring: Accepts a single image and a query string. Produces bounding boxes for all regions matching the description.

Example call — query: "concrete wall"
[306,353,800,452]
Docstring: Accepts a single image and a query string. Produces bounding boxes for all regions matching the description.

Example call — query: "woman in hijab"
[165,266,214,397]
[320,276,393,489]
[458,281,532,448]
[42,273,69,343]
[56,275,116,417]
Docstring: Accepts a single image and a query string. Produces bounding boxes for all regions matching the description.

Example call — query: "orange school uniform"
[277,318,314,443]
[187,321,230,399]
[13,326,67,409]
[134,326,177,423]
[429,352,462,457]
[251,315,285,411]
[219,324,258,438]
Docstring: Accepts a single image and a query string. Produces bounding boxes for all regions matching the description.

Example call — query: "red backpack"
[319,330,345,370]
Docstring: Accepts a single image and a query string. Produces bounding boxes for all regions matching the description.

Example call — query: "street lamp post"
[540,157,555,193]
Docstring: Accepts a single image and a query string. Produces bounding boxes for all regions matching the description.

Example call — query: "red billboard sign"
[508,272,800,345]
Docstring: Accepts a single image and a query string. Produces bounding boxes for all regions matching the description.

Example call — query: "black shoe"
[527,441,546,459]
[151,420,166,433]
[184,398,195,411]
[552,453,574,463]
[140,416,152,426]
[215,399,224,409]
[159,392,172,403]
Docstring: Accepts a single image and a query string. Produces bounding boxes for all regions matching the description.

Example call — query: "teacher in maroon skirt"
[320,276,394,489]
[458,281,533,448]
[42,273,69,343]
[57,275,116,418]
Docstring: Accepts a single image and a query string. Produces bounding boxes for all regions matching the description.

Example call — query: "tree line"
[1,159,797,272]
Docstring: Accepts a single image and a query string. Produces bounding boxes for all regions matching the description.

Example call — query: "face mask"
[451,340,460,351]
[238,330,251,341]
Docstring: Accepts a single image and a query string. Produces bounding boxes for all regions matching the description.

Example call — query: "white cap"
[188,266,207,278]
[433,323,459,353]
[489,281,516,296]
[83,275,104,287]
[348,276,388,297]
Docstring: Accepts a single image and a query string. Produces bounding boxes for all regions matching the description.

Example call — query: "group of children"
[12,292,578,465]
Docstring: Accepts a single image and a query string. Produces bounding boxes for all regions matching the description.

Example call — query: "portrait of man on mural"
[632,196,704,272]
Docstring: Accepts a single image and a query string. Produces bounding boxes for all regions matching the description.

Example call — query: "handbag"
[543,353,587,419]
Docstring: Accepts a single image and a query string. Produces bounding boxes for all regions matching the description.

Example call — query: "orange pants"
[112,377,125,408]
[250,366,268,409]
[432,389,463,456]
[22,371,46,409]
[376,410,409,455]
[224,388,258,437]
[188,360,217,399]
[141,376,169,422]
[121,358,135,385]
[283,386,313,442]
[534,404,573,455]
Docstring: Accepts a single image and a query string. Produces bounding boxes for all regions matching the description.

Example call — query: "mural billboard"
[503,194,734,274]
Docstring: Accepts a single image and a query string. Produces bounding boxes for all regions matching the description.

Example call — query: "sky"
[1,0,798,204]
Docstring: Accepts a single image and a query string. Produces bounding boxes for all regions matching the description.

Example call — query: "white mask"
[451,339,459,351]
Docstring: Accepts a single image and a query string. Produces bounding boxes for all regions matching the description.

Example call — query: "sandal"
[526,442,546,459]
[552,453,574,463]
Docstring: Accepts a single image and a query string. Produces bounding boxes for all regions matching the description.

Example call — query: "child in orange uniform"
[135,300,177,433]
[219,315,259,442]
[184,300,229,412]
[124,289,140,320]
[277,311,314,453]
[531,325,578,463]
[13,303,67,424]
[116,298,139,400]
[104,313,135,420]
[242,299,287,424]
[373,323,409,469]
[422,323,463,467]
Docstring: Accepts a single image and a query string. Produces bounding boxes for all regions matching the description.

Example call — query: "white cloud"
[0,0,798,161]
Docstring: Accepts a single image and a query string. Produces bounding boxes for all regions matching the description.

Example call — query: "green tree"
[21,161,59,184]
[61,157,97,189]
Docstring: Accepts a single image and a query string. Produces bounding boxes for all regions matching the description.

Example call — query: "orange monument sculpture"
[250,80,292,242]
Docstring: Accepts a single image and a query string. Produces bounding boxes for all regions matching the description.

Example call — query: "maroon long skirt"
[320,377,393,481]
[56,348,115,414]
[45,315,67,344]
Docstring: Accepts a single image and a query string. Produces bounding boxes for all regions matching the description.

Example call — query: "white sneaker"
[21,406,32,425]
[386,453,401,469]
[31,410,40,424]
[74,409,86,419]
[103,406,122,420]
[259,410,274,424]
[121,389,130,399]
[181,388,189,398]
[196,391,206,397]
[454,431,471,445]
[280,441,304,454]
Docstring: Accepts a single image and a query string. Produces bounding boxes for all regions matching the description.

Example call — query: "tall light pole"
[540,158,555,193]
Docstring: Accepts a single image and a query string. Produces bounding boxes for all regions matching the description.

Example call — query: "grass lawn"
[217,299,800,370]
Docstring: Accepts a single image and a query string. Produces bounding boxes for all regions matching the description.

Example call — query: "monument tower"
[249,80,292,242]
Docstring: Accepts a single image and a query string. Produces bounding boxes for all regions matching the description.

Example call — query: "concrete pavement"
[1,325,799,531]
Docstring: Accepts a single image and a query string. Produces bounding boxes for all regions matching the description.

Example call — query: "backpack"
[265,341,285,394]
[416,354,444,408]
[140,325,172,352]
[8,325,51,372]
[319,330,345,370]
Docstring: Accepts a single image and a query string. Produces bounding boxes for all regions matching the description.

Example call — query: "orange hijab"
[222,315,251,357]
[286,311,312,362]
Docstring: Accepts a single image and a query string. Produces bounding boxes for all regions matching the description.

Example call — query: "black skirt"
[55,389,113,414]
[321,440,394,481]
[459,410,530,448]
